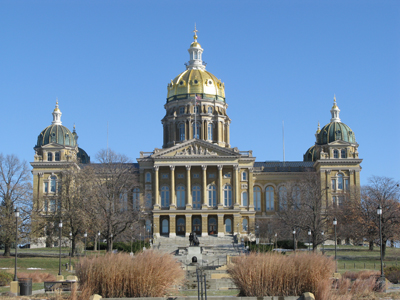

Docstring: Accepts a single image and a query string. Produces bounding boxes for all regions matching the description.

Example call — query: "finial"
[193,23,198,41]
[73,123,76,132]
[54,98,60,112]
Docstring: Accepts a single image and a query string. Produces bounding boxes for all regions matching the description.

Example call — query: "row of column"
[153,165,254,209]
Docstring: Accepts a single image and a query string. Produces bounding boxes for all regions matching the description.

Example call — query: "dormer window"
[179,107,185,115]
[341,149,346,158]
[333,150,339,158]
[47,152,53,161]
[241,171,247,181]
[55,152,60,161]
[145,172,151,183]
[208,107,212,114]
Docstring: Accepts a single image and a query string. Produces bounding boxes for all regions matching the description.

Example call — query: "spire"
[315,121,321,141]
[52,99,62,125]
[72,123,79,143]
[330,95,341,122]
[187,25,206,70]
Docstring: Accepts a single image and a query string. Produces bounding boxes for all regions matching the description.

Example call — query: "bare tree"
[90,149,141,252]
[0,154,32,256]
[276,172,332,251]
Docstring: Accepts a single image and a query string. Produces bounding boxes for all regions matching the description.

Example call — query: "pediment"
[152,139,240,158]
[327,140,353,146]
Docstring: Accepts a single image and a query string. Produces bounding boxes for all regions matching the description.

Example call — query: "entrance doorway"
[208,217,217,235]
[225,218,232,234]
[192,217,201,235]
[161,219,169,235]
[176,217,185,236]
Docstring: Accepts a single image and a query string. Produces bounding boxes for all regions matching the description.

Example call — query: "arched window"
[179,107,185,115]
[50,176,57,193]
[50,199,56,212]
[179,123,185,141]
[333,149,339,158]
[47,152,53,161]
[145,192,152,208]
[254,186,261,211]
[44,199,48,212]
[55,152,60,161]
[145,172,151,183]
[119,190,128,211]
[341,149,346,158]
[132,188,140,208]
[208,107,212,114]
[242,171,247,181]
[279,186,287,210]
[207,123,213,141]
[223,185,232,207]
[176,185,186,208]
[192,185,201,209]
[44,181,49,193]
[207,184,217,207]
[242,219,248,231]
[266,186,274,211]
[161,186,170,208]
[292,186,301,210]
[242,191,248,207]
[337,173,344,190]
[192,122,200,139]
[162,219,169,234]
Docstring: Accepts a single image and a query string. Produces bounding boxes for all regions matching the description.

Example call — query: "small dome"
[317,122,356,145]
[190,41,201,48]
[304,145,317,162]
[77,147,90,164]
[37,124,76,147]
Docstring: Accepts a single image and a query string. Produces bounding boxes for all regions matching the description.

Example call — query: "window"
[279,186,287,210]
[242,171,247,181]
[333,150,339,158]
[50,199,56,212]
[179,107,185,115]
[179,123,185,141]
[194,106,199,113]
[254,186,261,211]
[224,185,232,206]
[55,152,60,161]
[242,191,248,207]
[44,182,49,193]
[177,185,185,208]
[208,107,212,114]
[333,196,344,208]
[145,220,152,233]
[119,191,128,211]
[132,188,140,208]
[337,174,344,190]
[341,149,346,158]
[266,186,274,211]
[161,186,170,208]
[345,179,350,190]
[145,172,151,183]
[192,122,200,139]
[57,199,61,211]
[207,123,213,140]
[162,174,169,179]
[193,173,200,179]
[242,219,248,231]
[224,173,231,178]
[145,192,152,208]
[208,173,215,179]
[292,186,301,210]
[192,185,201,209]
[47,152,53,161]
[44,199,48,212]
[207,184,217,207]
[225,219,232,233]
[331,179,336,190]
[177,173,184,179]
[50,176,57,193]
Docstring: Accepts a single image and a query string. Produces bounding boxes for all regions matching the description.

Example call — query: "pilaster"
[217,165,224,209]
[233,214,241,235]
[201,214,208,237]
[233,165,240,209]
[248,168,254,210]
[185,214,192,237]
[170,166,176,209]
[186,165,192,209]
[217,214,225,237]
[154,166,160,209]
[153,215,160,237]
[169,214,176,238]
[202,165,208,208]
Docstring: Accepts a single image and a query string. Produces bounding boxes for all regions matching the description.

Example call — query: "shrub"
[0,271,13,286]
[384,266,400,284]
[227,252,335,296]
[76,251,184,299]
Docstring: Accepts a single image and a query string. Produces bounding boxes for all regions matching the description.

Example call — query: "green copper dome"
[304,145,317,162]
[317,122,356,145]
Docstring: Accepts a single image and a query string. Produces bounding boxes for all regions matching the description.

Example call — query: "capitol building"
[31,30,362,239]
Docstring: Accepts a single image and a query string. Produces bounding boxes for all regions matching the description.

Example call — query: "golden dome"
[167,69,225,101]
[190,41,201,48]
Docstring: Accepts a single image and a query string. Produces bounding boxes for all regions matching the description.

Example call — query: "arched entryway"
[192,217,201,236]
[208,217,217,235]
[225,218,232,234]
[176,217,185,236]
[161,219,169,235]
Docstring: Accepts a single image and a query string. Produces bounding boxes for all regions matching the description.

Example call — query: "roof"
[254,161,315,172]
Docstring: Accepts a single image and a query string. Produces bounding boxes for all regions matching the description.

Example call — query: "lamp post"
[377,205,385,289]
[256,225,259,252]
[274,233,277,249]
[110,233,113,252]
[69,232,72,271]
[84,232,87,257]
[333,217,337,272]
[97,231,100,252]
[308,229,312,252]
[292,228,296,252]
[58,219,62,276]
[13,208,19,282]
[321,231,325,254]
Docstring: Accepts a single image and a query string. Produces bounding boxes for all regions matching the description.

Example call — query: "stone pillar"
[186,165,192,209]
[233,165,239,209]
[249,215,256,235]
[202,165,208,208]
[218,165,224,208]
[170,166,176,209]
[217,214,225,237]
[154,166,160,209]
[185,214,192,237]
[233,214,241,235]
[153,215,160,237]
[201,214,208,237]
[169,214,176,238]
[248,168,254,210]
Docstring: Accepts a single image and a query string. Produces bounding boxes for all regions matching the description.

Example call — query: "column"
[169,214,176,238]
[201,214,208,237]
[170,166,176,209]
[218,165,224,209]
[217,214,225,237]
[202,165,208,209]
[154,166,160,209]
[153,215,160,237]
[248,167,254,210]
[185,214,192,237]
[249,215,256,235]
[233,165,240,209]
[186,165,192,209]
[233,214,241,235]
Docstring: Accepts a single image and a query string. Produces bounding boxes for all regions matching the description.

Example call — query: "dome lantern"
[330,95,341,122]
[187,24,206,71]
[52,99,62,125]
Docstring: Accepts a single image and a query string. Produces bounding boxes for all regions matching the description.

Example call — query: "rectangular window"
[224,173,231,178]
[193,173,200,179]
[179,107,185,115]
[55,152,60,161]
[208,173,215,179]
[44,199,48,212]
[44,182,48,193]
[162,174,169,179]
[332,196,337,207]
[345,179,350,190]
[50,199,56,212]
[177,173,184,179]
[331,179,336,190]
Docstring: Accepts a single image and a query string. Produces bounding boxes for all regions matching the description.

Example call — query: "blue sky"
[0,0,399,185]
